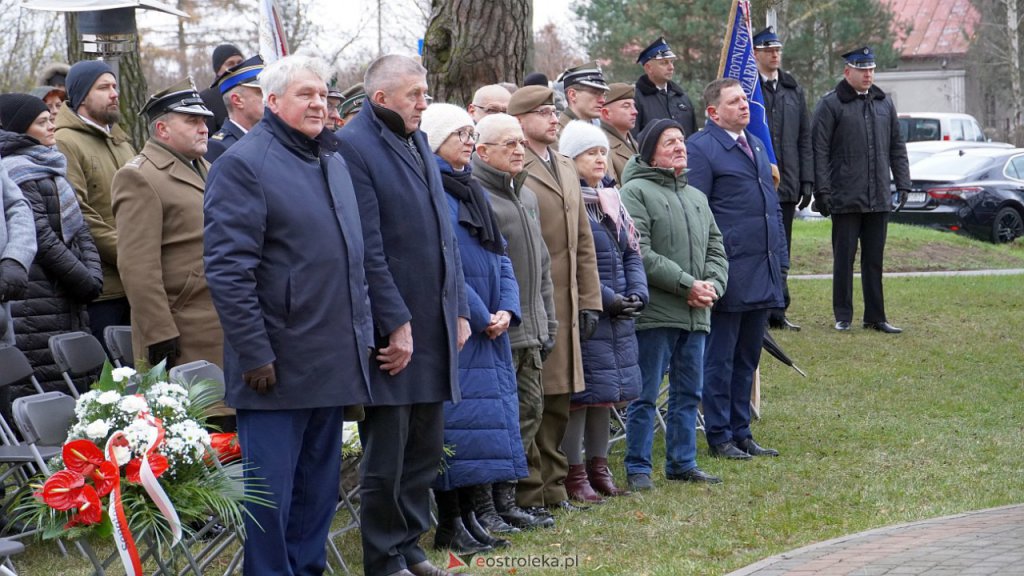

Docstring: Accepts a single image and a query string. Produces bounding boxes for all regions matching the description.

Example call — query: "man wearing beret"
[55,60,136,348]
[338,82,366,127]
[556,62,609,132]
[200,43,244,133]
[206,55,265,162]
[633,37,697,138]
[599,83,639,185]
[508,85,602,517]
[812,46,910,334]
[111,79,227,390]
[753,26,812,332]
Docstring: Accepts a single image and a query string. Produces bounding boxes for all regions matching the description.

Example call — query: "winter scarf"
[2,143,85,244]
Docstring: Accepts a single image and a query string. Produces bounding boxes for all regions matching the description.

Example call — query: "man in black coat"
[199,43,243,133]
[812,46,911,334]
[754,26,812,331]
[338,54,470,576]
[632,37,697,138]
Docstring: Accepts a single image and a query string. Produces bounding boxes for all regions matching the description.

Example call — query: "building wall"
[874,69,966,113]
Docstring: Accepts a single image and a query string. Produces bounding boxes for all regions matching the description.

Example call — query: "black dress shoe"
[666,467,722,484]
[736,437,779,457]
[834,321,851,331]
[863,321,902,334]
[769,317,801,331]
[708,441,753,460]
[409,561,458,576]
[548,499,589,513]
[520,506,556,528]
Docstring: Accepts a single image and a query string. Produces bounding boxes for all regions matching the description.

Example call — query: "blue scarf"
[2,143,85,244]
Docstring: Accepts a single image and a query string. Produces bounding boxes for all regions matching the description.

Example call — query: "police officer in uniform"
[633,37,697,138]
[812,47,911,334]
[754,26,812,331]
[205,55,264,162]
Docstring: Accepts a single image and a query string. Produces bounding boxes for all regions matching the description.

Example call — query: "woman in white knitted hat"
[558,120,648,503]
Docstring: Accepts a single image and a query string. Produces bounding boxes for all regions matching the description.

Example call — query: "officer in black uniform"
[632,37,697,138]
[205,55,264,163]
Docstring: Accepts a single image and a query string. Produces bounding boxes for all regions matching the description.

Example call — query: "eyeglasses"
[483,138,528,151]
[473,103,507,115]
[453,129,479,144]
[528,107,558,118]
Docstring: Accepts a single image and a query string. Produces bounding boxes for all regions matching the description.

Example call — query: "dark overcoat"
[761,70,813,204]
[686,121,788,312]
[203,110,373,410]
[338,104,468,406]
[204,119,245,163]
[632,74,698,138]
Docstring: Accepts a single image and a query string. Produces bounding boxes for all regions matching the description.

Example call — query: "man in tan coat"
[111,79,224,376]
[599,83,640,185]
[509,85,602,517]
[55,60,136,345]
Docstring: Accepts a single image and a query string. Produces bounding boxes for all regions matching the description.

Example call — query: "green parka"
[619,156,728,333]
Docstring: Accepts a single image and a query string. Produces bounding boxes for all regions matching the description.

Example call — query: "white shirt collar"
[77,113,111,134]
[228,119,248,134]
[760,72,779,83]
[724,129,743,141]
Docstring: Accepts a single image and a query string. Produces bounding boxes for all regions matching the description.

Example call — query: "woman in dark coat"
[558,121,648,503]
[0,94,102,397]
[421,104,527,554]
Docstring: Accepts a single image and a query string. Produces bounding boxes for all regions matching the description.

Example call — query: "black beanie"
[212,44,243,73]
[523,72,549,87]
[0,93,50,135]
[638,118,685,165]
[66,60,115,111]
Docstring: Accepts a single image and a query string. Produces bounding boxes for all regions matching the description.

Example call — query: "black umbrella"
[762,331,807,377]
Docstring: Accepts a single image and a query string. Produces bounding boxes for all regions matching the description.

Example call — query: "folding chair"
[169,360,225,399]
[48,332,108,399]
[103,325,134,369]
[0,537,24,575]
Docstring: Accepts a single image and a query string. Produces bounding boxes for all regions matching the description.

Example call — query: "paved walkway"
[725,505,1024,576]
[791,268,1024,280]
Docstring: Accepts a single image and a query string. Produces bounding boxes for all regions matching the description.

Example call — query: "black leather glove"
[607,294,629,317]
[798,182,814,210]
[813,193,831,218]
[894,189,909,212]
[243,362,277,395]
[540,337,555,362]
[148,337,181,368]
[579,309,600,341]
[617,294,644,319]
[0,259,29,301]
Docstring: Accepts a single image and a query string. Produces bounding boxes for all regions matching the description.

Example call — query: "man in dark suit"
[632,37,698,138]
[338,54,470,576]
[203,54,375,575]
[687,78,787,461]
[205,55,264,162]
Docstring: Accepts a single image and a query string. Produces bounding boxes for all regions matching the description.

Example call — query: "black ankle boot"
[432,489,493,554]
[492,482,553,529]
[468,483,520,534]
[459,487,511,548]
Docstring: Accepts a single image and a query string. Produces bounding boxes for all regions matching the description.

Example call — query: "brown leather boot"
[586,456,630,497]
[565,463,605,504]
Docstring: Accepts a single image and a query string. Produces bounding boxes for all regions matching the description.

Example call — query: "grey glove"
[0,259,28,301]
[814,193,831,218]
[798,182,814,210]
[579,309,600,341]
[540,337,555,361]
[894,189,909,212]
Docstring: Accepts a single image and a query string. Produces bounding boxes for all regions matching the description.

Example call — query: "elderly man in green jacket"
[619,118,729,491]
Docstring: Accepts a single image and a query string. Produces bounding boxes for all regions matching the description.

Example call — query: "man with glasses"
[338,54,470,576]
[508,85,602,517]
[599,83,640,184]
[468,83,512,122]
[633,36,697,138]
[556,62,609,131]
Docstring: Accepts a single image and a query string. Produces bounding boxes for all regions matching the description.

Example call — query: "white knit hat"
[421,103,474,153]
[559,120,609,159]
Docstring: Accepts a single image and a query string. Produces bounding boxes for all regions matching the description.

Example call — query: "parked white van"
[898,113,986,142]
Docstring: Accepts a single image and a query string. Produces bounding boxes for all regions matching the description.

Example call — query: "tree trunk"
[422,0,531,106]
[1004,0,1023,145]
[64,12,148,150]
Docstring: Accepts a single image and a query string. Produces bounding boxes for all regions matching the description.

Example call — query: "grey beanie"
[66,60,115,111]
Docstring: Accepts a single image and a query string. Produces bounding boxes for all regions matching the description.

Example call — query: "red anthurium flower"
[39,470,85,511]
[125,453,169,483]
[63,439,105,476]
[90,460,119,497]
[64,485,102,528]
[209,432,242,463]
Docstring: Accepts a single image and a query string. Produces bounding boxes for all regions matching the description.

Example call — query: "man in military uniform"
[633,37,697,138]
[205,55,264,162]
[338,82,365,127]
[599,83,639,184]
[326,80,344,131]
[111,79,225,378]
[754,26,812,331]
[556,62,609,131]
[812,46,911,334]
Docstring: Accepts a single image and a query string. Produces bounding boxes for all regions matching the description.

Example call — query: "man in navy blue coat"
[203,55,374,575]
[687,78,787,461]
[337,54,470,576]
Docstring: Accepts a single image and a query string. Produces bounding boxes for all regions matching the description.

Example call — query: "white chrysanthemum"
[164,437,186,454]
[96,391,121,405]
[118,395,148,415]
[149,382,187,398]
[111,444,132,466]
[124,419,158,451]
[111,367,137,382]
[156,396,183,411]
[85,419,110,439]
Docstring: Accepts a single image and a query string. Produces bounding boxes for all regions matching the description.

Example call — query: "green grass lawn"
[11,225,1024,575]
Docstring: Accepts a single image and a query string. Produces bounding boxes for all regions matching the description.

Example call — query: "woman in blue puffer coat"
[422,104,528,554]
[559,121,648,503]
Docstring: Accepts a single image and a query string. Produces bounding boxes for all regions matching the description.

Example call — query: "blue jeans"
[625,327,706,476]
